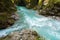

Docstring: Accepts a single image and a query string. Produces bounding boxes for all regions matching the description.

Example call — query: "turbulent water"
[0,6,60,40]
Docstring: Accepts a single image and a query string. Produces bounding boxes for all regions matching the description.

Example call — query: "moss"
[38,0,60,17]
[0,0,17,12]
[0,0,18,29]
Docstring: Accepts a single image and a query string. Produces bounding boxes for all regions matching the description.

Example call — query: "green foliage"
[38,0,60,16]
[0,0,18,29]
[54,0,60,4]
[0,0,17,12]
[23,0,38,9]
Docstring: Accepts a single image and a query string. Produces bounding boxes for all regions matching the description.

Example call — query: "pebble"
[0,29,45,40]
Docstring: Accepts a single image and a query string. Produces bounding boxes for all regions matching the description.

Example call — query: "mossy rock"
[0,0,18,29]
[0,12,16,29]
[17,0,38,9]
[38,0,60,17]
[0,0,17,12]
[25,0,38,9]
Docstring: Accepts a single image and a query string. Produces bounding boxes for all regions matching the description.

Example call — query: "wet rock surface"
[38,3,60,20]
[0,29,45,40]
[0,12,19,29]
[0,0,18,29]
